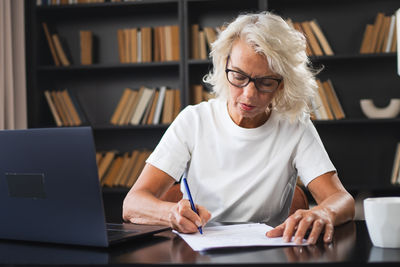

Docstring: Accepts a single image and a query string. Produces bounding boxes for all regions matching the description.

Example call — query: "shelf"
[93,124,170,131]
[313,118,400,125]
[311,53,396,62]
[37,61,180,72]
[36,0,179,10]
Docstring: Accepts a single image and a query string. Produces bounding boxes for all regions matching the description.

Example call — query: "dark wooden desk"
[0,220,399,266]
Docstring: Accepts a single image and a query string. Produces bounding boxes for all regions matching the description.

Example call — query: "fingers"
[266,209,334,245]
[266,222,285,238]
[196,204,211,226]
[282,212,303,242]
[170,200,211,233]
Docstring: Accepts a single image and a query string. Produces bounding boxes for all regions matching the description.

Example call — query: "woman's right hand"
[169,199,211,233]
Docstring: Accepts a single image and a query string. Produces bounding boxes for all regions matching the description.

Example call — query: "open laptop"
[0,126,169,247]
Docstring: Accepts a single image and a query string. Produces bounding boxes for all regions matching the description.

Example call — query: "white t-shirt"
[146,98,335,225]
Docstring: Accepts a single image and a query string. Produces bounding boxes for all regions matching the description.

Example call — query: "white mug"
[364,197,400,248]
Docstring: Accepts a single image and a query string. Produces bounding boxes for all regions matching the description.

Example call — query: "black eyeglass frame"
[225,57,283,93]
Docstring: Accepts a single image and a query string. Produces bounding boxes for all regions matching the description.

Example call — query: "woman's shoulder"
[273,111,313,132]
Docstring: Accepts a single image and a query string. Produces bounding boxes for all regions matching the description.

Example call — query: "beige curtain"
[0,0,27,130]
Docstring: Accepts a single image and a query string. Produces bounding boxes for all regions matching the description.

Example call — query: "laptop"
[0,126,169,247]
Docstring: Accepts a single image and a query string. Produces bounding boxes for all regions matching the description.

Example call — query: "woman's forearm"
[317,190,355,226]
[122,190,175,226]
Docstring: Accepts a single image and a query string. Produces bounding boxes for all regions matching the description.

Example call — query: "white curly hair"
[203,11,319,122]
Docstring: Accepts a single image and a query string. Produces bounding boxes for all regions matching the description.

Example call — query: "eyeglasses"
[225,58,282,93]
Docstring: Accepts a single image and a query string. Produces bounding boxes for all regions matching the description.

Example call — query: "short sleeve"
[294,119,336,187]
[146,106,194,181]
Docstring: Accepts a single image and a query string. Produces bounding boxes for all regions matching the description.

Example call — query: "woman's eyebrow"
[230,65,279,78]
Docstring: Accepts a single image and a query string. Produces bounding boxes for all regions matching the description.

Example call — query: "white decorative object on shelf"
[360,98,400,119]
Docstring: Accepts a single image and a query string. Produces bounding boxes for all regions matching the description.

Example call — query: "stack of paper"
[174,223,307,251]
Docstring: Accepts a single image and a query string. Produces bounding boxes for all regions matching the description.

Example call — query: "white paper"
[173,223,307,251]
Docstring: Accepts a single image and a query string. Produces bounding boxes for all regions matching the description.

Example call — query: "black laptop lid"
[0,127,109,247]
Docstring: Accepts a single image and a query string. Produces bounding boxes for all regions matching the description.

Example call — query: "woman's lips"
[240,103,255,111]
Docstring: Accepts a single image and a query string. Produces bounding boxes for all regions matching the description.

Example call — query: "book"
[322,79,345,119]
[173,89,181,119]
[62,89,82,125]
[42,22,60,66]
[152,86,166,124]
[391,143,400,185]
[146,90,160,125]
[301,21,323,56]
[137,29,142,63]
[171,25,180,61]
[130,87,155,125]
[44,90,62,126]
[164,26,173,61]
[118,89,137,125]
[80,30,92,65]
[191,24,200,59]
[102,155,124,187]
[141,89,156,124]
[385,15,396,53]
[58,90,75,125]
[379,16,391,53]
[360,24,374,53]
[309,20,334,55]
[126,87,145,124]
[66,88,88,124]
[198,30,207,59]
[112,152,131,187]
[158,26,166,62]
[110,88,132,125]
[117,29,126,63]
[141,27,152,62]
[162,89,175,124]
[153,26,161,62]
[369,12,385,53]
[51,90,70,126]
[316,79,334,120]
[313,86,329,120]
[126,150,151,187]
[130,28,138,63]
[52,34,71,66]
[98,151,116,181]
[118,150,139,187]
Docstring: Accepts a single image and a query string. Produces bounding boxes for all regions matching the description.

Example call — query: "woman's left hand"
[266,206,334,245]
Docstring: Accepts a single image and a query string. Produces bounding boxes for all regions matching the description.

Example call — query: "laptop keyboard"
[106,223,139,240]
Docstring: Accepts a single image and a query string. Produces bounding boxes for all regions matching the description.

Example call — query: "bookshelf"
[26,0,400,222]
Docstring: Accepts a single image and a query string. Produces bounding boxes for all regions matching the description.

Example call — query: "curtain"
[0,0,27,130]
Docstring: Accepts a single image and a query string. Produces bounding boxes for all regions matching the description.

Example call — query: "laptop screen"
[0,127,109,247]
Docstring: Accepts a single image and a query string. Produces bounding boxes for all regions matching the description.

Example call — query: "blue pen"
[182,177,203,234]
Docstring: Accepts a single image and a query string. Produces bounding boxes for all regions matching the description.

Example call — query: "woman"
[123,11,354,245]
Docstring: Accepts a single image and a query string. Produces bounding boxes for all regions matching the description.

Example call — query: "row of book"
[310,79,345,121]
[190,25,220,60]
[391,143,400,185]
[37,0,103,5]
[110,86,181,126]
[37,0,138,5]
[289,19,334,56]
[191,84,214,105]
[360,12,397,54]
[42,22,71,67]
[44,89,87,126]
[97,150,152,188]
[117,26,180,63]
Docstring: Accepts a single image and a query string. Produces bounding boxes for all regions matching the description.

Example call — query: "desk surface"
[0,220,399,266]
